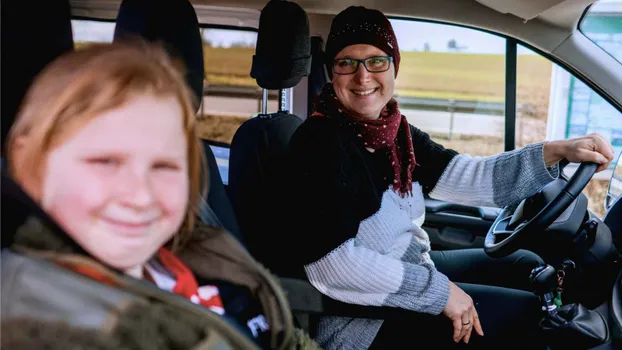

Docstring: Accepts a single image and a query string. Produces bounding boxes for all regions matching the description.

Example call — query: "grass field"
[204,47,553,114]
[78,44,553,112]
[204,47,257,88]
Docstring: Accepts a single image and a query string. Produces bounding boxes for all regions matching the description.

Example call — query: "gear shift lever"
[530,265,558,316]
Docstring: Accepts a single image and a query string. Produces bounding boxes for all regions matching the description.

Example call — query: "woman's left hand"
[543,133,615,172]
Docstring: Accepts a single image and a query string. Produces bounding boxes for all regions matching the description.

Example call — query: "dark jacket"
[1,217,320,350]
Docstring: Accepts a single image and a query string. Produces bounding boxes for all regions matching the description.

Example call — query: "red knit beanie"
[325,6,400,79]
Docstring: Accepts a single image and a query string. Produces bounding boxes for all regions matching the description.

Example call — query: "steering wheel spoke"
[485,162,599,258]
[491,216,514,236]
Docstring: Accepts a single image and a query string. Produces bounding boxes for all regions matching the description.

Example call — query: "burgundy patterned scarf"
[311,84,417,196]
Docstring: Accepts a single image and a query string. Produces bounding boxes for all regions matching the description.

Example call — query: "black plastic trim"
[505,38,517,151]
[202,139,231,149]
[199,23,258,33]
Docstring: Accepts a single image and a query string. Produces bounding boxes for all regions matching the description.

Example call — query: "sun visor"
[475,0,566,21]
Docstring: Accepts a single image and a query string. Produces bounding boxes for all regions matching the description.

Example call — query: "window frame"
[387,15,622,152]
[71,16,116,24]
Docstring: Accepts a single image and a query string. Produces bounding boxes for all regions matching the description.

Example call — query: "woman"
[1,42,318,350]
[284,6,615,350]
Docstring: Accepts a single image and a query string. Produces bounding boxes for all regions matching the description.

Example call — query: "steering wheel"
[484,162,598,258]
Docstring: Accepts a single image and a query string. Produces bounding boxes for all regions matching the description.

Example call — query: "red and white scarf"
[144,248,225,315]
[54,247,226,315]
[311,84,417,196]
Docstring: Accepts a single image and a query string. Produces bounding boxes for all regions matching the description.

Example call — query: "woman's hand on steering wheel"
[544,133,615,172]
[443,282,484,343]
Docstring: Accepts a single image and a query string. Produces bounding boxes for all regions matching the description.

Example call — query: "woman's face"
[332,44,396,120]
[36,95,189,275]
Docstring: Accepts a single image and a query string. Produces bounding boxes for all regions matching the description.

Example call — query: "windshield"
[579,0,622,64]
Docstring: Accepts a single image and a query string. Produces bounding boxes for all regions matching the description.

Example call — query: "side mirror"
[606,152,622,210]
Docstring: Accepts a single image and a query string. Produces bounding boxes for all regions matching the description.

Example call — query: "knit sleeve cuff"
[424,269,451,315]
[382,262,451,315]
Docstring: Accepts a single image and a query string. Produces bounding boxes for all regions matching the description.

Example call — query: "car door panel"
[423,198,501,250]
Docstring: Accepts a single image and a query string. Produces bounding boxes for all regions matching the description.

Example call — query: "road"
[401,108,504,137]
[202,95,277,116]
[203,96,505,137]
[203,97,505,183]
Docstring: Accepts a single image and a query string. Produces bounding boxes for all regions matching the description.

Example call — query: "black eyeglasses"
[333,56,394,75]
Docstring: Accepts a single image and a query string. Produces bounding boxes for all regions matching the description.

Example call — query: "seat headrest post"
[262,89,269,115]
[279,89,287,113]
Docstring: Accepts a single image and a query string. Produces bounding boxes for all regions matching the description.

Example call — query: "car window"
[72,19,115,46]
[390,19,506,157]
[516,43,622,218]
[198,28,279,184]
[579,0,622,64]
[198,28,277,146]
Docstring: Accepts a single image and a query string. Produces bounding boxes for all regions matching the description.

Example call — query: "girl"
[2,42,309,350]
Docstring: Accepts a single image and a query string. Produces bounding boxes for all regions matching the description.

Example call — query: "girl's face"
[36,95,189,276]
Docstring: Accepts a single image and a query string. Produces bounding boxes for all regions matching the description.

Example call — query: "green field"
[76,43,553,110]
[76,43,553,113]
[204,46,553,109]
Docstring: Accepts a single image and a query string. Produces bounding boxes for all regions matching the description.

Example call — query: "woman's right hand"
[442,282,484,343]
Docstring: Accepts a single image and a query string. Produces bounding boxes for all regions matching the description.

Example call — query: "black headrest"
[1,0,74,150]
[114,0,204,111]
[250,0,311,90]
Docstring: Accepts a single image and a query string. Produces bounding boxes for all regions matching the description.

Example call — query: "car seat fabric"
[114,0,204,111]
[229,0,310,270]
[201,139,243,239]
[229,112,302,267]
[1,0,74,153]
[1,0,73,241]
